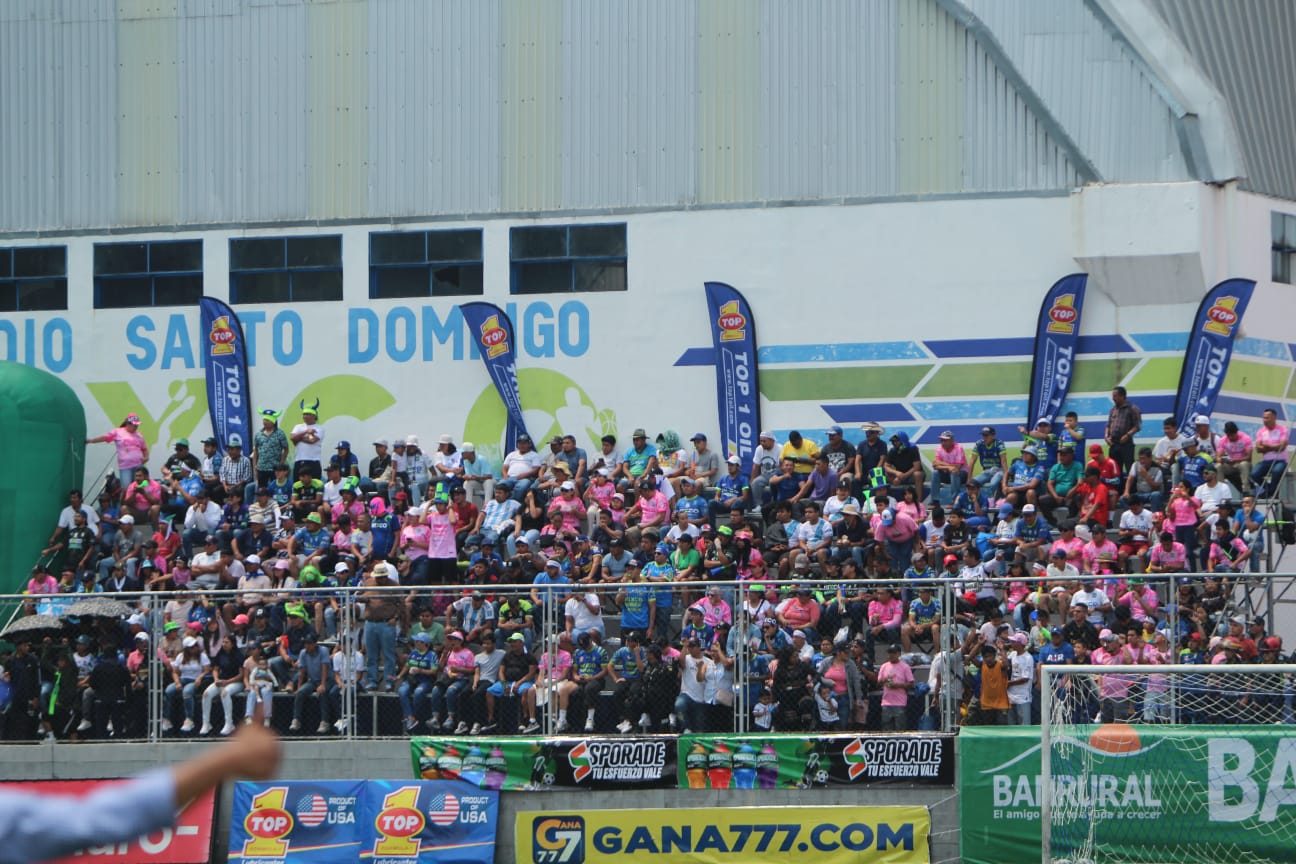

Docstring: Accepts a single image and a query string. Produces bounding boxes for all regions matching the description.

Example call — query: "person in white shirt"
[182,489,223,558]
[501,434,544,502]
[321,464,345,508]
[1188,414,1217,458]
[673,639,715,734]
[1006,634,1035,725]
[1194,466,1235,527]
[564,591,604,642]
[749,431,781,508]
[1071,580,1111,627]
[289,401,325,478]
[1151,417,1184,481]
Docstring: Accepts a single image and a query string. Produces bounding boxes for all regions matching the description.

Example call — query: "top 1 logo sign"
[715,300,747,343]
[1045,294,1079,335]
[1202,296,1241,336]
[478,315,510,359]
[208,315,237,356]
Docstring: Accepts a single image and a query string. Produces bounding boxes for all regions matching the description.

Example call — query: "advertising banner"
[459,301,531,452]
[703,281,761,475]
[678,734,954,789]
[228,780,496,864]
[1173,277,1256,436]
[413,736,676,790]
[1026,273,1087,428]
[515,805,930,864]
[0,781,214,864]
[198,296,252,451]
[959,725,1296,864]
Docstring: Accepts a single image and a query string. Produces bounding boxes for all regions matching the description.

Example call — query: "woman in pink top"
[88,413,149,492]
[1118,579,1159,623]
[894,487,927,524]
[547,483,587,533]
[1166,481,1202,570]
[27,567,59,595]
[424,498,459,584]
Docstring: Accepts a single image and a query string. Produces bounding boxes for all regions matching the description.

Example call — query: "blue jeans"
[885,538,915,574]
[934,470,967,507]
[293,679,337,723]
[98,557,139,585]
[166,677,199,721]
[363,620,398,688]
[503,478,533,503]
[431,678,471,717]
[1252,460,1287,498]
[673,693,709,733]
[399,679,436,719]
[973,470,1003,498]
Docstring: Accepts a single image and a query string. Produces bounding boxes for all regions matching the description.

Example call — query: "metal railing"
[1,571,1292,743]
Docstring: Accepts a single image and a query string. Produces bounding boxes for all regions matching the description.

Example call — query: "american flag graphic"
[426,792,460,826]
[296,793,328,827]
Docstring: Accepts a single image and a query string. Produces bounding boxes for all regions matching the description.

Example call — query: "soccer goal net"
[1038,663,1296,864]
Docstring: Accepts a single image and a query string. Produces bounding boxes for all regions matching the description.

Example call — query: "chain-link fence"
[0,571,1290,742]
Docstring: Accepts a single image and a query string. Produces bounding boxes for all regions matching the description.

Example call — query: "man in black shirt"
[484,633,538,733]
[1061,603,1100,651]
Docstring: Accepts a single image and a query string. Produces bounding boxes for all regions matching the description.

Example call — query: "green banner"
[412,736,675,790]
[678,734,954,789]
[959,725,1296,864]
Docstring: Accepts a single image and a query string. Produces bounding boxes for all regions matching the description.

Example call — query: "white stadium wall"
[1,182,1292,483]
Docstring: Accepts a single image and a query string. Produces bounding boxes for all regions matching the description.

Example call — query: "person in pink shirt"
[877,644,915,730]
[696,585,732,628]
[1049,522,1085,567]
[1117,578,1159,623]
[1166,480,1203,569]
[626,480,670,548]
[1252,408,1290,497]
[777,586,821,637]
[532,633,575,724]
[424,496,459,584]
[1146,531,1187,573]
[399,515,431,585]
[867,587,904,648]
[583,470,616,533]
[547,482,587,533]
[88,413,150,494]
[1081,525,1120,574]
[1093,630,1133,722]
[1214,421,1254,494]
[121,467,163,524]
[27,566,59,595]
[931,430,969,507]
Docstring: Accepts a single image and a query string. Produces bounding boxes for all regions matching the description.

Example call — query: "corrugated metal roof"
[0,0,1188,234]
[1147,0,1296,201]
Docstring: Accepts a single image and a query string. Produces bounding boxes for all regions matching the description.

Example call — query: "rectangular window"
[230,235,343,304]
[369,229,484,299]
[509,223,627,294]
[0,245,68,311]
[94,240,203,308]
[1273,211,1296,284]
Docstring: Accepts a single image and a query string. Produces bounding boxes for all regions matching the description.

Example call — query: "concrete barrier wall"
[0,740,961,863]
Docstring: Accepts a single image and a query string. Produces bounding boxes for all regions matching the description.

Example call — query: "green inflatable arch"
[0,361,86,594]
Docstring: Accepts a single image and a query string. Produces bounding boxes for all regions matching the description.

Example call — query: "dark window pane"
[152,274,203,306]
[570,224,626,258]
[95,243,148,275]
[97,276,153,308]
[1276,250,1292,284]
[291,270,343,302]
[371,232,425,265]
[1286,215,1296,249]
[372,266,431,299]
[426,229,482,263]
[0,250,11,278]
[287,235,342,268]
[0,280,15,311]
[17,279,68,311]
[150,240,202,273]
[230,238,285,271]
[511,226,567,260]
[574,261,626,292]
[15,246,65,277]
[431,264,484,296]
[1274,212,1287,247]
[232,272,291,304]
[513,261,572,294]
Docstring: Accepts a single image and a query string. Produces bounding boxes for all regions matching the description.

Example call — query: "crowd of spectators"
[2,391,1292,740]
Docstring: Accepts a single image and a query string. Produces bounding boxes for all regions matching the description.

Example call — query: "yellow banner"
[515,805,929,864]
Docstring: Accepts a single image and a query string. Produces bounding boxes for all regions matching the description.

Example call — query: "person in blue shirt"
[607,631,644,733]
[396,631,440,731]
[368,498,400,561]
[266,463,293,508]
[674,478,710,526]
[953,479,993,530]
[529,559,571,616]
[557,632,609,732]
[1176,439,1213,489]
[642,546,675,642]
[290,512,331,567]
[617,430,657,489]
[1003,446,1046,510]
[972,426,1008,498]
[615,562,655,633]
[1037,628,1075,707]
[680,605,715,648]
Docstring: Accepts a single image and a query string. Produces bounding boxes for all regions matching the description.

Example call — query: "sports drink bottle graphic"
[732,743,757,789]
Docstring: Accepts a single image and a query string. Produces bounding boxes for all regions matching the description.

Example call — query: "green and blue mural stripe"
[921,334,1133,358]
[820,403,916,423]
[759,366,931,401]
[758,342,929,363]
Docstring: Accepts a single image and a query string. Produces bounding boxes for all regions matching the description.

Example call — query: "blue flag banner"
[704,281,761,475]
[199,296,252,451]
[229,779,497,864]
[459,302,530,453]
[1025,273,1087,428]
[1174,278,1256,436]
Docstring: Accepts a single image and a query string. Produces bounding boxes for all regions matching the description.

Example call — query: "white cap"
[1021,504,1036,514]
[119,514,135,525]
[726,455,742,465]
[334,561,350,573]
[462,441,475,452]
[758,430,775,441]
[438,433,453,445]
[134,632,149,642]
[1193,414,1210,425]
[560,480,576,491]
[405,434,420,447]
[245,554,261,565]
[373,438,389,448]
[182,636,198,648]
[597,467,610,477]
[792,630,806,639]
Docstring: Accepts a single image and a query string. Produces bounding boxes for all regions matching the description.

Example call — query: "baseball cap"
[1051,548,1066,557]
[182,636,198,648]
[119,514,135,525]
[827,425,843,436]
[759,430,775,441]
[792,630,806,639]
[980,426,995,436]
[373,438,389,448]
[1022,504,1036,514]
[544,559,561,569]
[245,554,261,565]
[507,633,525,642]
[632,428,647,438]
[306,513,322,524]
[134,632,149,642]
[1099,629,1116,641]
[880,510,895,525]
[690,432,708,441]
[164,621,180,633]
[462,442,475,452]
[1193,414,1210,425]
[175,438,189,448]
[334,561,350,573]
[726,455,741,465]
[336,440,351,450]
[943,554,958,566]
[232,614,250,626]
[939,430,954,440]
[413,631,432,643]
[438,434,453,445]
[560,480,575,491]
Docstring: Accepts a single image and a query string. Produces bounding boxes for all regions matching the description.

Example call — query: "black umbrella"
[61,598,133,620]
[1,614,68,641]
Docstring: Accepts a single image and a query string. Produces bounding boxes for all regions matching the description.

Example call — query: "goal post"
[1039,663,1296,864]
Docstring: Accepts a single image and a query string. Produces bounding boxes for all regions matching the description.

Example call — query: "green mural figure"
[85,378,209,454]
[278,375,398,427]
[463,368,617,465]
